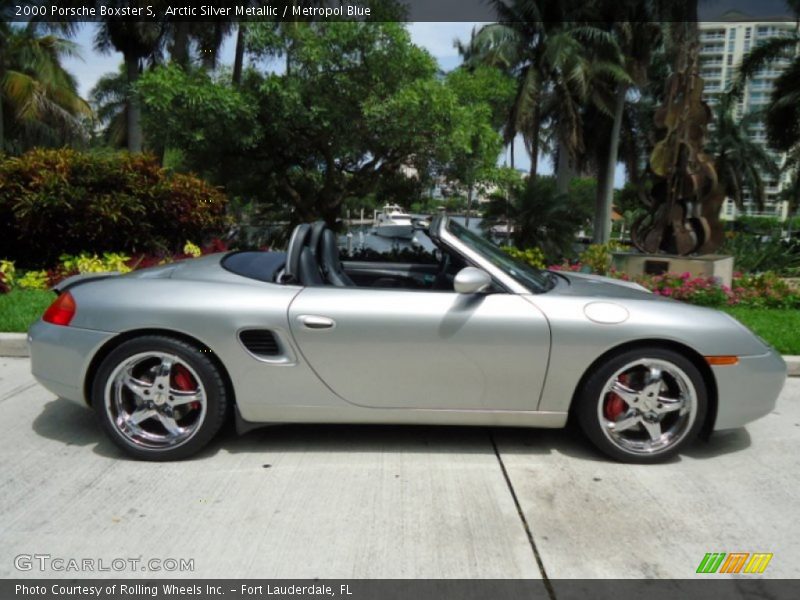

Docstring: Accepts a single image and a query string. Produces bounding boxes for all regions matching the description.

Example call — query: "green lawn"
[721,307,800,356]
[0,290,798,355]
[0,290,55,333]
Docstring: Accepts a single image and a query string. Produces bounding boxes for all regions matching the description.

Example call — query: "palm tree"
[90,66,127,147]
[232,24,247,86]
[707,95,780,211]
[0,20,90,152]
[457,0,628,195]
[583,3,662,244]
[94,17,165,152]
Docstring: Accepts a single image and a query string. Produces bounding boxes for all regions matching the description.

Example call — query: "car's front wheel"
[92,335,228,461]
[576,347,707,463]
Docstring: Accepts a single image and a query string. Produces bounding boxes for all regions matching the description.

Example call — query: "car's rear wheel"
[92,336,228,461]
[576,347,707,463]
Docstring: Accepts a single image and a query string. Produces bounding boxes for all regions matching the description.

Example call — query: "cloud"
[407,22,486,63]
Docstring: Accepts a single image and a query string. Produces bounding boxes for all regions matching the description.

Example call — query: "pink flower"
[661,288,673,296]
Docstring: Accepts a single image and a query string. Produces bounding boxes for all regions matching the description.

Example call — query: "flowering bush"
[730,272,799,309]
[604,268,799,308]
[615,271,734,306]
[0,271,8,295]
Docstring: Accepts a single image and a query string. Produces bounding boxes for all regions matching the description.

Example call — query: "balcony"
[699,44,725,54]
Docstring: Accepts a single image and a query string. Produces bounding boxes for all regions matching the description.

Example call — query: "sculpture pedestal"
[612,253,734,287]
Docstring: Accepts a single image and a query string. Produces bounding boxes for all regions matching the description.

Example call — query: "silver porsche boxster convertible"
[28,216,786,462]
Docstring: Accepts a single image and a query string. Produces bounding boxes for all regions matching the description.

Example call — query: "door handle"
[298,315,336,330]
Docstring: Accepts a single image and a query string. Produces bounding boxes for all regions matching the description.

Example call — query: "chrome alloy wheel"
[104,352,207,450]
[598,358,698,455]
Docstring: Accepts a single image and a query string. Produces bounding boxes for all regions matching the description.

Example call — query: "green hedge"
[0,149,230,268]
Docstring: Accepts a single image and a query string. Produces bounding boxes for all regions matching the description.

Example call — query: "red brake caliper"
[604,374,628,420]
[171,364,200,410]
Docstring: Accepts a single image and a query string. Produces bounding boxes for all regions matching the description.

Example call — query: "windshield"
[446,220,553,293]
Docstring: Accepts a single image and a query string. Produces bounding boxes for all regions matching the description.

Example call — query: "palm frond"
[731,36,798,97]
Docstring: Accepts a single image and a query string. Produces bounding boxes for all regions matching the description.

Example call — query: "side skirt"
[234,405,567,435]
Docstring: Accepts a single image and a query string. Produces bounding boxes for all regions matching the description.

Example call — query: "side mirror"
[454,267,492,294]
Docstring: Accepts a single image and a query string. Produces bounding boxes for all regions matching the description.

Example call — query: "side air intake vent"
[239,329,280,357]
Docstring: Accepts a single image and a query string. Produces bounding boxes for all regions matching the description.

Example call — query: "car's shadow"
[492,420,752,464]
[32,397,752,464]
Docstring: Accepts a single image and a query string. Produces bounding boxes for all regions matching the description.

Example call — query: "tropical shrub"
[503,247,546,270]
[17,270,50,290]
[0,260,16,288]
[578,242,623,276]
[0,272,8,295]
[0,149,230,268]
[720,233,800,276]
[59,252,132,274]
[482,176,589,263]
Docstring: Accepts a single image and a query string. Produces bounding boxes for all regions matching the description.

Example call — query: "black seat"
[320,229,355,287]
[298,247,324,285]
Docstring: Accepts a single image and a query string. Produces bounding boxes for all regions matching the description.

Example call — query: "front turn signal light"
[705,355,739,366]
[43,291,76,326]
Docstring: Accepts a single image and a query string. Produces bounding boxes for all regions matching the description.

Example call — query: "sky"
[60,21,599,182]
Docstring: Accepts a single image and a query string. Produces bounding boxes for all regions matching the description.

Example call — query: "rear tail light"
[43,292,76,326]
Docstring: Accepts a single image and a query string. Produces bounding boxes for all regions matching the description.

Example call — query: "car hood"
[553,271,659,301]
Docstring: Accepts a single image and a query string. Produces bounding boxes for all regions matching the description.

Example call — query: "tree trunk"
[125,54,143,153]
[465,183,473,227]
[509,140,515,170]
[528,107,540,177]
[171,22,190,68]
[232,24,246,86]
[555,142,572,196]
[594,85,627,244]
[0,92,5,153]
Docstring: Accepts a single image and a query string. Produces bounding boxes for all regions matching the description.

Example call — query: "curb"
[1,331,799,377]
[0,333,29,358]
[785,356,800,378]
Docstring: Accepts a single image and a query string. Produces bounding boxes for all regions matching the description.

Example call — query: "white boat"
[373,204,414,239]
[490,221,515,236]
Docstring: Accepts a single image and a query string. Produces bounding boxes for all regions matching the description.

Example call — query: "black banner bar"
[4,580,800,600]
[3,0,796,23]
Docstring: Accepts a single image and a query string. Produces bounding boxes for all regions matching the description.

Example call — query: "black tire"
[91,335,229,461]
[576,347,707,464]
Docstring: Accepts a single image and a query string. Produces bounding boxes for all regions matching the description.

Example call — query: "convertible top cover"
[221,251,287,283]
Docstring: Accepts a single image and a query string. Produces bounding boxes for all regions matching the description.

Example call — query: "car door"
[288,286,550,411]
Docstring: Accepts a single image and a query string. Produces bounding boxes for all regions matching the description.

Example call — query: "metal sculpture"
[632,47,726,256]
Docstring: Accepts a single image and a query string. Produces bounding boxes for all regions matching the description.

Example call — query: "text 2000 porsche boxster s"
[28,216,786,462]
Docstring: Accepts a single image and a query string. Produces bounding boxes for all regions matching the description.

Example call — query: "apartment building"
[699,16,797,221]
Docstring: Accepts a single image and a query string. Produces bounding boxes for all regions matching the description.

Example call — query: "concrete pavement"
[0,356,798,579]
